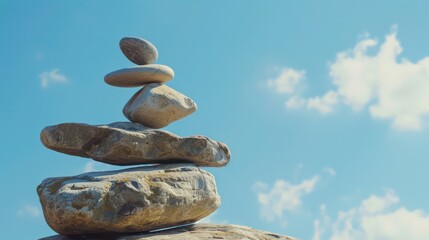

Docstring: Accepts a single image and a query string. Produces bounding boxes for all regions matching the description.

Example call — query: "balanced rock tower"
[38,37,296,240]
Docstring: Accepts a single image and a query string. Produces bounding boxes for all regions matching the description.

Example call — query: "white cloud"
[17,204,41,218]
[267,68,305,94]
[307,91,339,114]
[286,96,306,109]
[313,190,429,240]
[360,190,399,214]
[313,204,329,240]
[253,175,319,222]
[330,28,429,130]
[269,27,429,131]
[322,167,337,177]
[361,208,429,239]
[253,167,336,224]
[39,69,68,88]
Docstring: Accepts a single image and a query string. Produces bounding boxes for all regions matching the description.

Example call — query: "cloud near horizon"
[312,190,429,240]
[253,176,318,227]
[253,176,319,223]
[39,69,68,88]
[253,167,335,225]
[268,27,429,131]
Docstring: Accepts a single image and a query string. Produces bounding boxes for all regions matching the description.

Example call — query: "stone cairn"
[38,37,295,240]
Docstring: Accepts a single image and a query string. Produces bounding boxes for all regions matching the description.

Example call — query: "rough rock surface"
[40,122,230,167]
[40,223,297,240]
[37,165,220,235]
[123,83,197,128]
[104,64,174,87]
[120,37,158,65]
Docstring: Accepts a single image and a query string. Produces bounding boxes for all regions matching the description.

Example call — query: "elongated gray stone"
[40,122,230,167]
[120,37,158,65]
[37,165,221,235]
[40,224,297,240]
[123,83,197,128]
[104,64,174,87]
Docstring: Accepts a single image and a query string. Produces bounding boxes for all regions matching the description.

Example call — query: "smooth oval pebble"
[120,37,158,65]
[104,64,174,87]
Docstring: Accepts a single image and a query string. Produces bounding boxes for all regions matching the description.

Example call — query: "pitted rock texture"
[104,64,174,87]
[39,223,297,240]
[40,122,230,167]
[123,83,197,128]
[120,37,158,65]
[37,165,221,235]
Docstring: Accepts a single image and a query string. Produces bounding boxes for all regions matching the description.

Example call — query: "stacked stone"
[38,37,295,240]
[37,37,231,236]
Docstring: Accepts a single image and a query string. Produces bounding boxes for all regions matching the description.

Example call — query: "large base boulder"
[40,224,297,240]
[37,165,220,235]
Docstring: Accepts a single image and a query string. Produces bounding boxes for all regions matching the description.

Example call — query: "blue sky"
[2,1,429,239]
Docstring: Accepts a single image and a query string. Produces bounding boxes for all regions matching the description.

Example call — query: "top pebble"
[120,37,158,65]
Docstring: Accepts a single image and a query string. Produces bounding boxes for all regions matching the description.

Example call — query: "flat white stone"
[104,64,174,87]
[123,83,197,128]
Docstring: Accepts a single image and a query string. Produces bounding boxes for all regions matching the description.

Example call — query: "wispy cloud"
[313,204,329,240]
[267,26,429,131]
[267,68,305,94]
[306,91,339,114]
[312,190,429,240]
[83,161,96,173]
[17,204,41,218]
[253,175,319,223]
[39,69,68,88]
[253,166,336,225]
[36,53,44,60]
[82,161,113,173]
[322,167,336,177]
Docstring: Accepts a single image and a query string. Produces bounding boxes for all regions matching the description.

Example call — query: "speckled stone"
[40,122,231,167]
[123,83,197,128]
[37,165,221,235]
[120,37,158,65]
[104,64,174,87]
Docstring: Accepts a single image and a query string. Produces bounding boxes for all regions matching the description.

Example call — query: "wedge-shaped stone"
[123,83,197,128]
[37,165,221,235]
[40,223,297,240]
[40,122,230,167]
[104,64,174,87]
